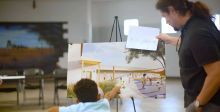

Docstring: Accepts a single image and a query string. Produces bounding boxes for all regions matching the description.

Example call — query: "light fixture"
[33,0,36,9]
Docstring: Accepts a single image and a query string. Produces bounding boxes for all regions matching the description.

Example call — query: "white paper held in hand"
[126,26,160,51]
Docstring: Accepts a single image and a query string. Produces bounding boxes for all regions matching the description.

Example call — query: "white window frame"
[213,14,220,30]
[161,17,176,34]
[124,19,139,36]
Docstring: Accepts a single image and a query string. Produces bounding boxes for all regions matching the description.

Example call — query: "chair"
[53,68,67,105]
[0,69,23,105]
[23,68,44,108]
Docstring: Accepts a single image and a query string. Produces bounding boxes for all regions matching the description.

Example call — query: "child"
[49,78,121,112]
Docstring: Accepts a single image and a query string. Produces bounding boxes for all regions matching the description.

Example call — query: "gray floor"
[0,78,185,112]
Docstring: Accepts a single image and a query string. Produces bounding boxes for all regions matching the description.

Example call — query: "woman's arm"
[156,33,180,46]
[196,60,220,107]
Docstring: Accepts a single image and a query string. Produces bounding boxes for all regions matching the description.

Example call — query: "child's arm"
[104,86,121,101]
[48,106,59,112]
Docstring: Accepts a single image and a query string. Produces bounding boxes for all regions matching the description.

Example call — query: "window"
[213,14,220,30]
[161,17,176,33]
[124,19,139,36]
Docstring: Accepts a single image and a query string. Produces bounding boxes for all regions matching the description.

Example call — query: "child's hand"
[116,81,124,88]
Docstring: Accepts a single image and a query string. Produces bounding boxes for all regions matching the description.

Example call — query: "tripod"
[109,16,122,42]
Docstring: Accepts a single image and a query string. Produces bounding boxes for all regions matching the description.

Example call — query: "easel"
[109,16,122,42]
[109,16,136,112]
[109,16,121,112]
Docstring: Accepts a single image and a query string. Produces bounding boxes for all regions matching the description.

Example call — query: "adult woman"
[156,0,220,112]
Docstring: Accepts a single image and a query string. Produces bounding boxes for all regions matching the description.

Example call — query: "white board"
[126,26,160,51]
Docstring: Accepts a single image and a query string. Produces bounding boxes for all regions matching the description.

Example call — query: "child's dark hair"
[74,78,98,102]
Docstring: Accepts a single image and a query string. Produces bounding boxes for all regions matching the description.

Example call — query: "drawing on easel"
[67,41,165,99]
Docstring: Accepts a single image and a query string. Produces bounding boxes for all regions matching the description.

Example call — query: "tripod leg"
[117,20,123,42]
[116,97,118,112]
[116,18,118,42]
[131,97,136,112]
[110,19,116,42]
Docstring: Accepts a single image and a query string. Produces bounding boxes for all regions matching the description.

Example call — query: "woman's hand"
[156,33,180,46]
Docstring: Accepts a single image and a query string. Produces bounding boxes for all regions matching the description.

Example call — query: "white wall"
[0,0,219,76]
[92,0,220,42]
[92,0,161,42]
[91,0,220,77]
[0,0,90,43]
[91,0,177,77]
[0,0,90,69]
